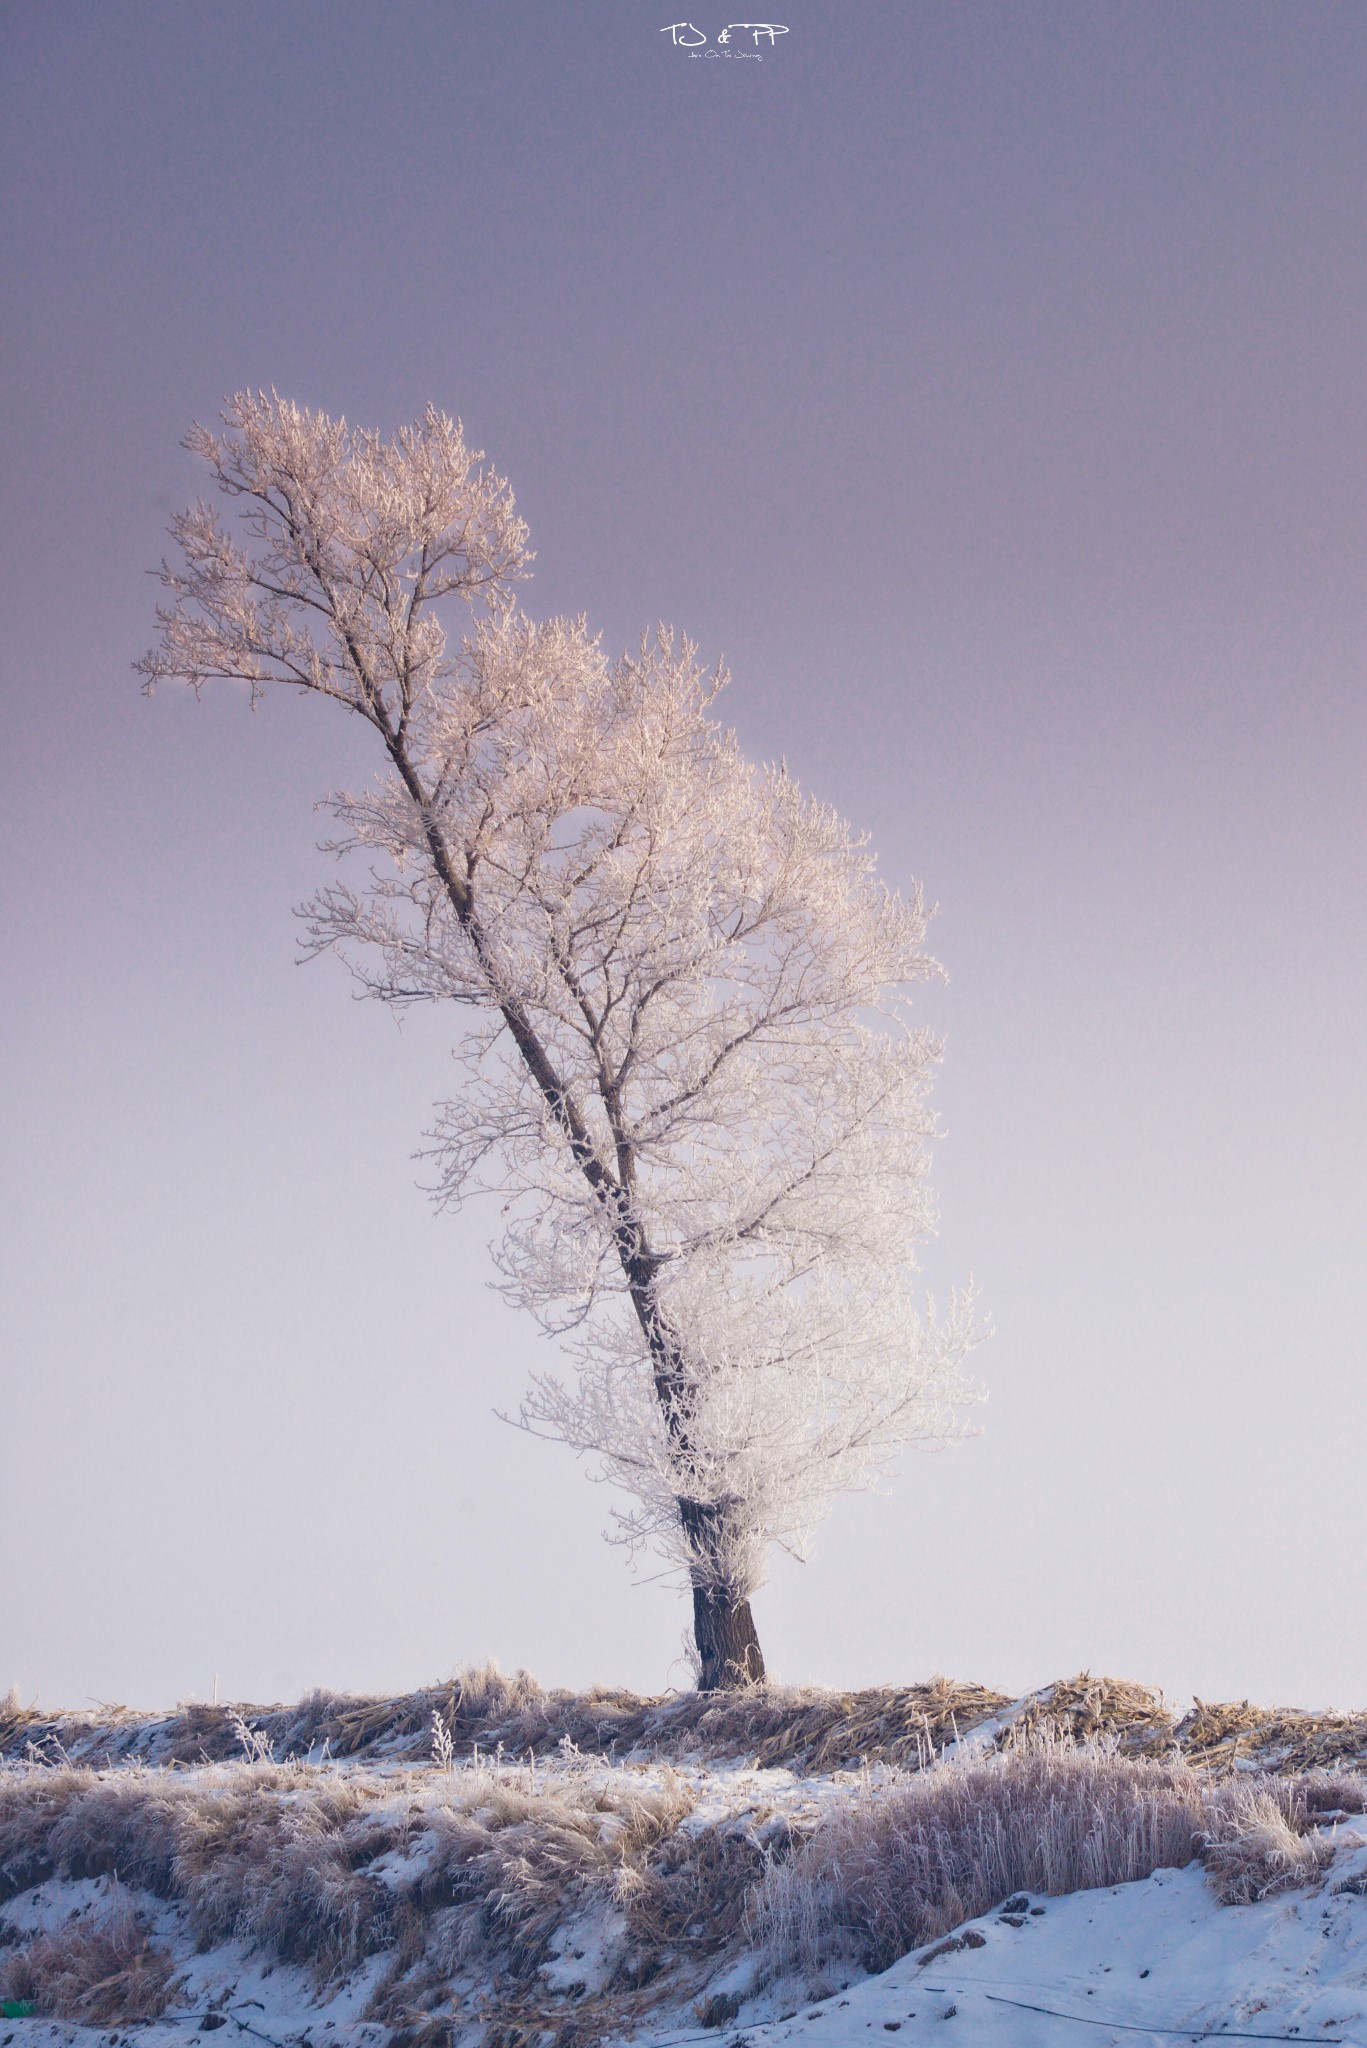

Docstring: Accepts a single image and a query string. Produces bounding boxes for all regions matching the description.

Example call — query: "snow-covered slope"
[5,1727,1367,2047]
[735,1842,1367,2046]
[10,1846,1367,2046]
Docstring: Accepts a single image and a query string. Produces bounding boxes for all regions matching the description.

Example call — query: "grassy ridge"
[9,1666,1367,1776]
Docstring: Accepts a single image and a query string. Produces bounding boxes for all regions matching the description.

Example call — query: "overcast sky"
[3,0,1365,1714]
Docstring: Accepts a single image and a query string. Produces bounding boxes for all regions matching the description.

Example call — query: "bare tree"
[139,394,985,1689]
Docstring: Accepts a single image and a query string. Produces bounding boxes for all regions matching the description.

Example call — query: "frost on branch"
[136,391,529,711]
[140,393,986,1677]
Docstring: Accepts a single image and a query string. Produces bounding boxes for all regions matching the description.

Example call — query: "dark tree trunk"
[375,727,765,1698]
[692,1583,766,1690]
[676,1495,766,1690]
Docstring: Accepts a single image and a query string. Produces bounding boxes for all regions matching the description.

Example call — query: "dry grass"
[1008,1674,1177,1757]
[758,1739,1359,1981]
[1199,1780,1341,1905]
[0,1665,1016,1775]
[1176,1698,1367,1774]
[172,1769,394,1976]
[744,1678,1014,1774]
[760,1742,1210,1975]
[0,1885,173,2024]
[272,1667,1018,1780]
[3,1677,1365,2038]
[618,1821,768,1957]
[370,1765,697,2028]
[0,1761,395,1982]
[0,1752,700,2033]
[12,1665,1367,1780]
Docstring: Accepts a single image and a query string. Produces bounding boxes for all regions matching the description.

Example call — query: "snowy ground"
[6,1761,1367,2047]
[732,1844,1367,2046]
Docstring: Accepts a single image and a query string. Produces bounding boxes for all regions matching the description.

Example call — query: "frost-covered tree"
[138,394,985,1689]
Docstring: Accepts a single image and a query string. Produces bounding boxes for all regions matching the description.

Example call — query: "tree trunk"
[675,1494,766,1690]
[692,1583,766,1690]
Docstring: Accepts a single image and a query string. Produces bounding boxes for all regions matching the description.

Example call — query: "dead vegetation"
[1006,1673,1177,1756]
[3,1672,1367,2035]
[618,1820,768,1956]
[0,1751,718,2035]
[0,1884,173,2024]
[759,1741,1364,1979]
[369,1766,699,2032]
[1175,1697,1367,1773]
[0,1663,1014,1775]
[761,1743,1206,1975]
[1199,1782,1340,1905]
[11,1664,1367,1780]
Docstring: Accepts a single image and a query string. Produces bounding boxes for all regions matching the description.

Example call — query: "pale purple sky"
[2,1,1364,1712]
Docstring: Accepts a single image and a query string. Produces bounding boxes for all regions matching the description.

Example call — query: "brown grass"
[172,1769,394,1976]
[2,1665,1017,1775]
[1199,1784,1338,1905]
[4,1677,1365,2038]
[1176,1698,1367,1774]
[1007,1674,1177,1757]
[0,1886,173,2024]
[369,1765,697,2027]
[12,1665,1367,1780]
[618,1822,767,1956]
[0,1753,702,2034]
[759,1739,1359,1981]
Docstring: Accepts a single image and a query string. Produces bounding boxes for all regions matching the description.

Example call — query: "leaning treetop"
[139,394,985,1689]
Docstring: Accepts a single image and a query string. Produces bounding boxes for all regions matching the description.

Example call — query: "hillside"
[4,1670,1367,2046]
